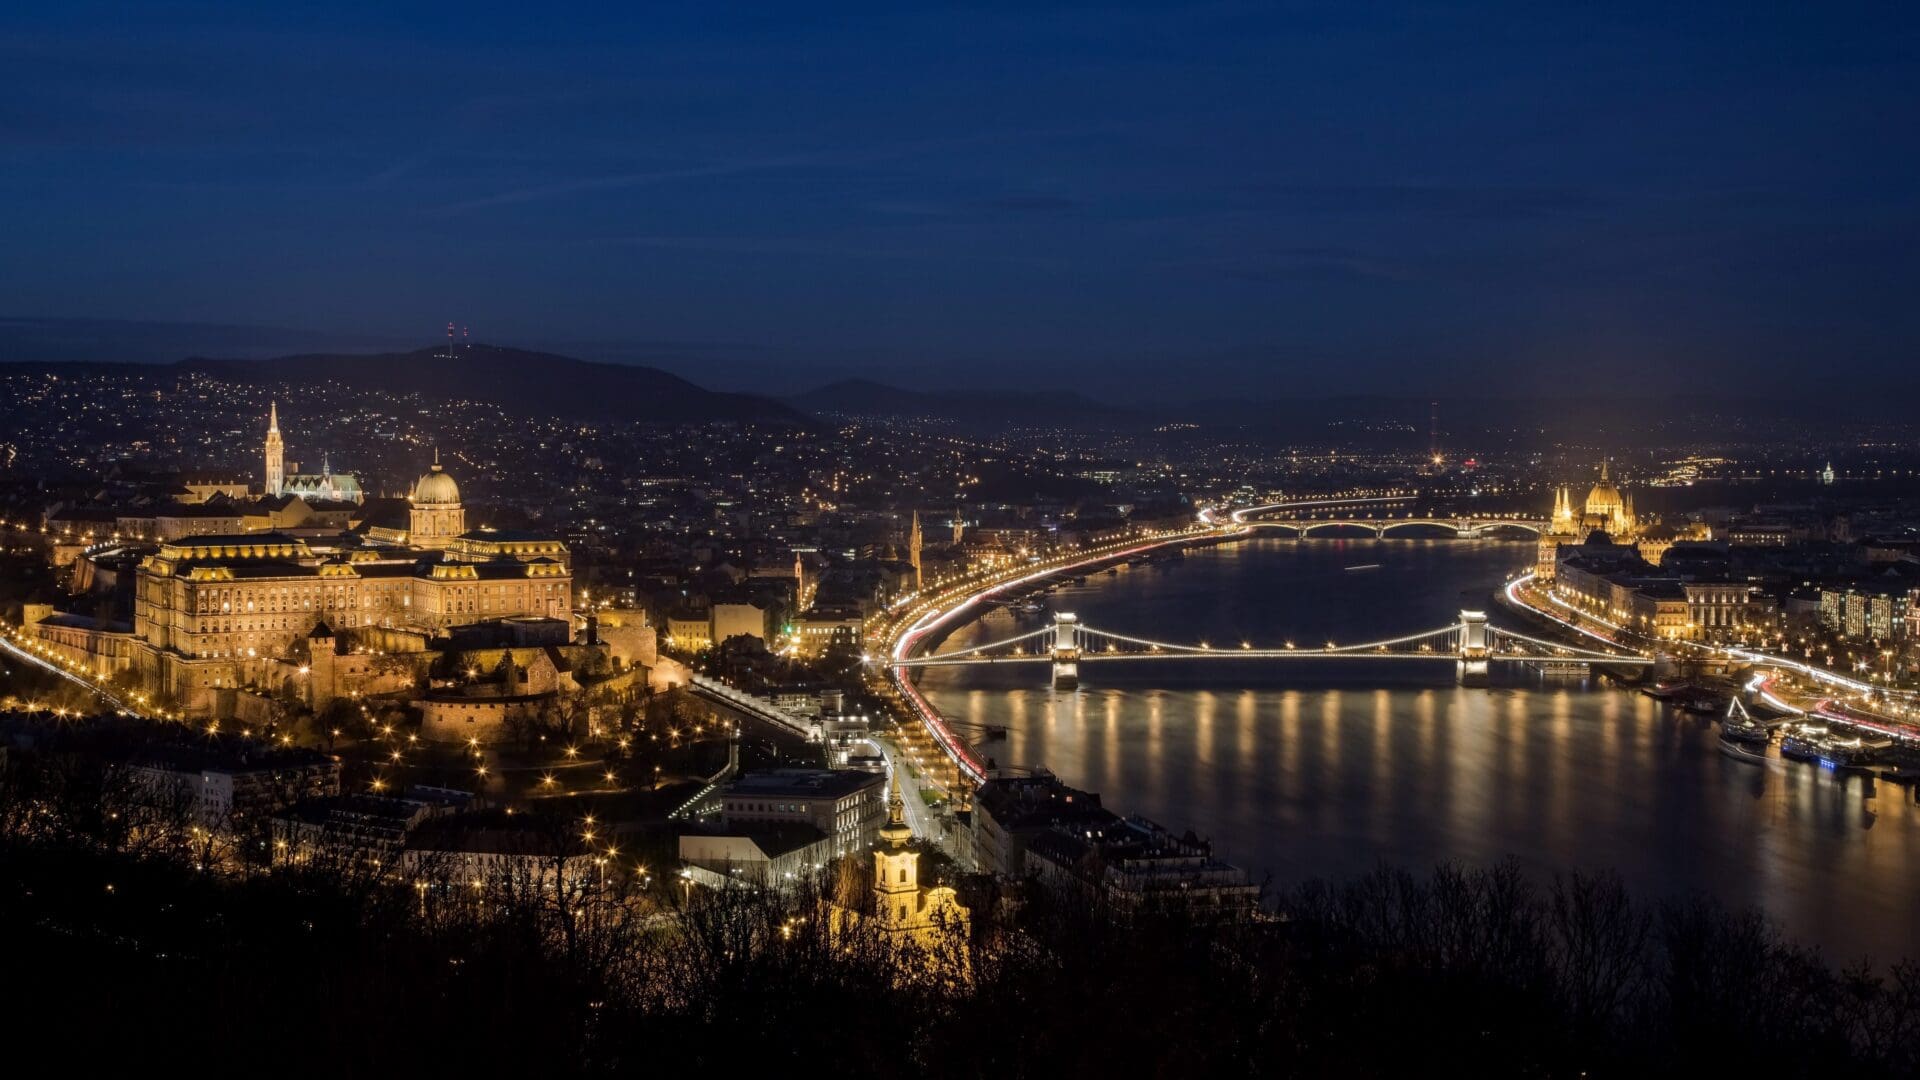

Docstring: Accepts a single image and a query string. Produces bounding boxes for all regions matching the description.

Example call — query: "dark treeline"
[3,745,1916,1077]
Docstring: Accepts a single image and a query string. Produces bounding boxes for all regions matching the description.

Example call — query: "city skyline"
[5,5,1920,1073]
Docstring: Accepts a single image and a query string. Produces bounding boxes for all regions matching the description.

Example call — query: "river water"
[917,537,1920,962]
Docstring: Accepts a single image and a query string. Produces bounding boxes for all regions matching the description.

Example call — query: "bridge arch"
[1375,519,1463,537]
[1472,521,1542,536]
[1296,520,1379,537]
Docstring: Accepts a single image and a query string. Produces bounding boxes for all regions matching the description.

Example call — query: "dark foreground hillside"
[4,832,1916,1075]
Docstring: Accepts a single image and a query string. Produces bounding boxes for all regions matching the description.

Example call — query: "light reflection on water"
[919,538,1919,961]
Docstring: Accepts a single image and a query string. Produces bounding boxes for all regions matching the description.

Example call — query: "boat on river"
[1681,693,1728,716]
[1643,680,1690,701]
[1779,725,1828,763]
[1718,700,1772,763]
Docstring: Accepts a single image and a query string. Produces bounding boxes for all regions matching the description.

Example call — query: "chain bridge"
[893,610,1652,690]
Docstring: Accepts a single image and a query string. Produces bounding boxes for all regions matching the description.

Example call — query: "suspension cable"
[1076,622,1459,655]
[1490,626,1650,661]
[899,623,1056,663]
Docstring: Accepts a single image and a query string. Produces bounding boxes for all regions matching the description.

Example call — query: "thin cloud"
[433,126,1116,216]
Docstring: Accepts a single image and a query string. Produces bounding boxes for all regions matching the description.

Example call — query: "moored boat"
[1779,725,1829,763]
[1820,736,1879,772]
[1681,694,1727,716]
[1718,700,1771,763]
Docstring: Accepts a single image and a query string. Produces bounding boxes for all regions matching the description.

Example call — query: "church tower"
[264,402,285,496]
[908,510,923,591]
[873,774,920,928]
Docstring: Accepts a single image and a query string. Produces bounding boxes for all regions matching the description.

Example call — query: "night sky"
[4,2,1917,401]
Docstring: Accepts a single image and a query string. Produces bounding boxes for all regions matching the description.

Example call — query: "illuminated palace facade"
[122,412,572,714]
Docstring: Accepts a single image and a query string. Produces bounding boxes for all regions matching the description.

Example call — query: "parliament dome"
[411,458,461,506]
[1583,462,1622,518]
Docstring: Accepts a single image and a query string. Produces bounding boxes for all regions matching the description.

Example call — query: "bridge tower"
[1456,609,1490,685]
[1050,612,1080,691]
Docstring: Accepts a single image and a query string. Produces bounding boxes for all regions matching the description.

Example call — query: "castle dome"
[410,455,461,506]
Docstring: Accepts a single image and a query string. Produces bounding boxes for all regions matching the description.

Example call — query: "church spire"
[908,510,923,591]
[880,770,912,848]
[264,402,285,497]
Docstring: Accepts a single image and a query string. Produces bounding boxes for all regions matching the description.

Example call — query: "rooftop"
[725,768,884,801]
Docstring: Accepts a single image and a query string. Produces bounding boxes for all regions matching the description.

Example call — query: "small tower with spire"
[264,402,285,496]
[873,773,919,928]
[841,769,968,958]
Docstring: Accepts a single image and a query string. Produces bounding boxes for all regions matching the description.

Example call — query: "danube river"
[917,537,1920,962]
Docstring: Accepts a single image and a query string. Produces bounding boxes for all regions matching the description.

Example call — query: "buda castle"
[29,407,576,720]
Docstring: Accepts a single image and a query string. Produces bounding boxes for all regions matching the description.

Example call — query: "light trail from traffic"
[0,631,141,716]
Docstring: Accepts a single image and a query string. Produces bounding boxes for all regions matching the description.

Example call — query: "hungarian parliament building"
[27,407,584,721]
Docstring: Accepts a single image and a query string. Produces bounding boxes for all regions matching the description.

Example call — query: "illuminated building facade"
[870,775,968,937]
[262,404,362,504]
[91,454,572,716]
[1536,462,1643,580]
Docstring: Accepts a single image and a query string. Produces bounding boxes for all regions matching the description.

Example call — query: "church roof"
[285,473,363,496]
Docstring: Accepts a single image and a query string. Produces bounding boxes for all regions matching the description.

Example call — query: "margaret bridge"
[894,609,1652,690]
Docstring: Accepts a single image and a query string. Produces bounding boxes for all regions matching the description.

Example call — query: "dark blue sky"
[4,2,1917,401]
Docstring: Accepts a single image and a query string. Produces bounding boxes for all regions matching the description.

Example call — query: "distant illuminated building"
[262,404,363,504]
[1536,461,1641,580]
[1821,461,1836,485]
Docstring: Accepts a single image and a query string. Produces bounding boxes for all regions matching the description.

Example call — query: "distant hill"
[9,343,806,426]
[182,345,806,425]
[789,378,1143,429]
